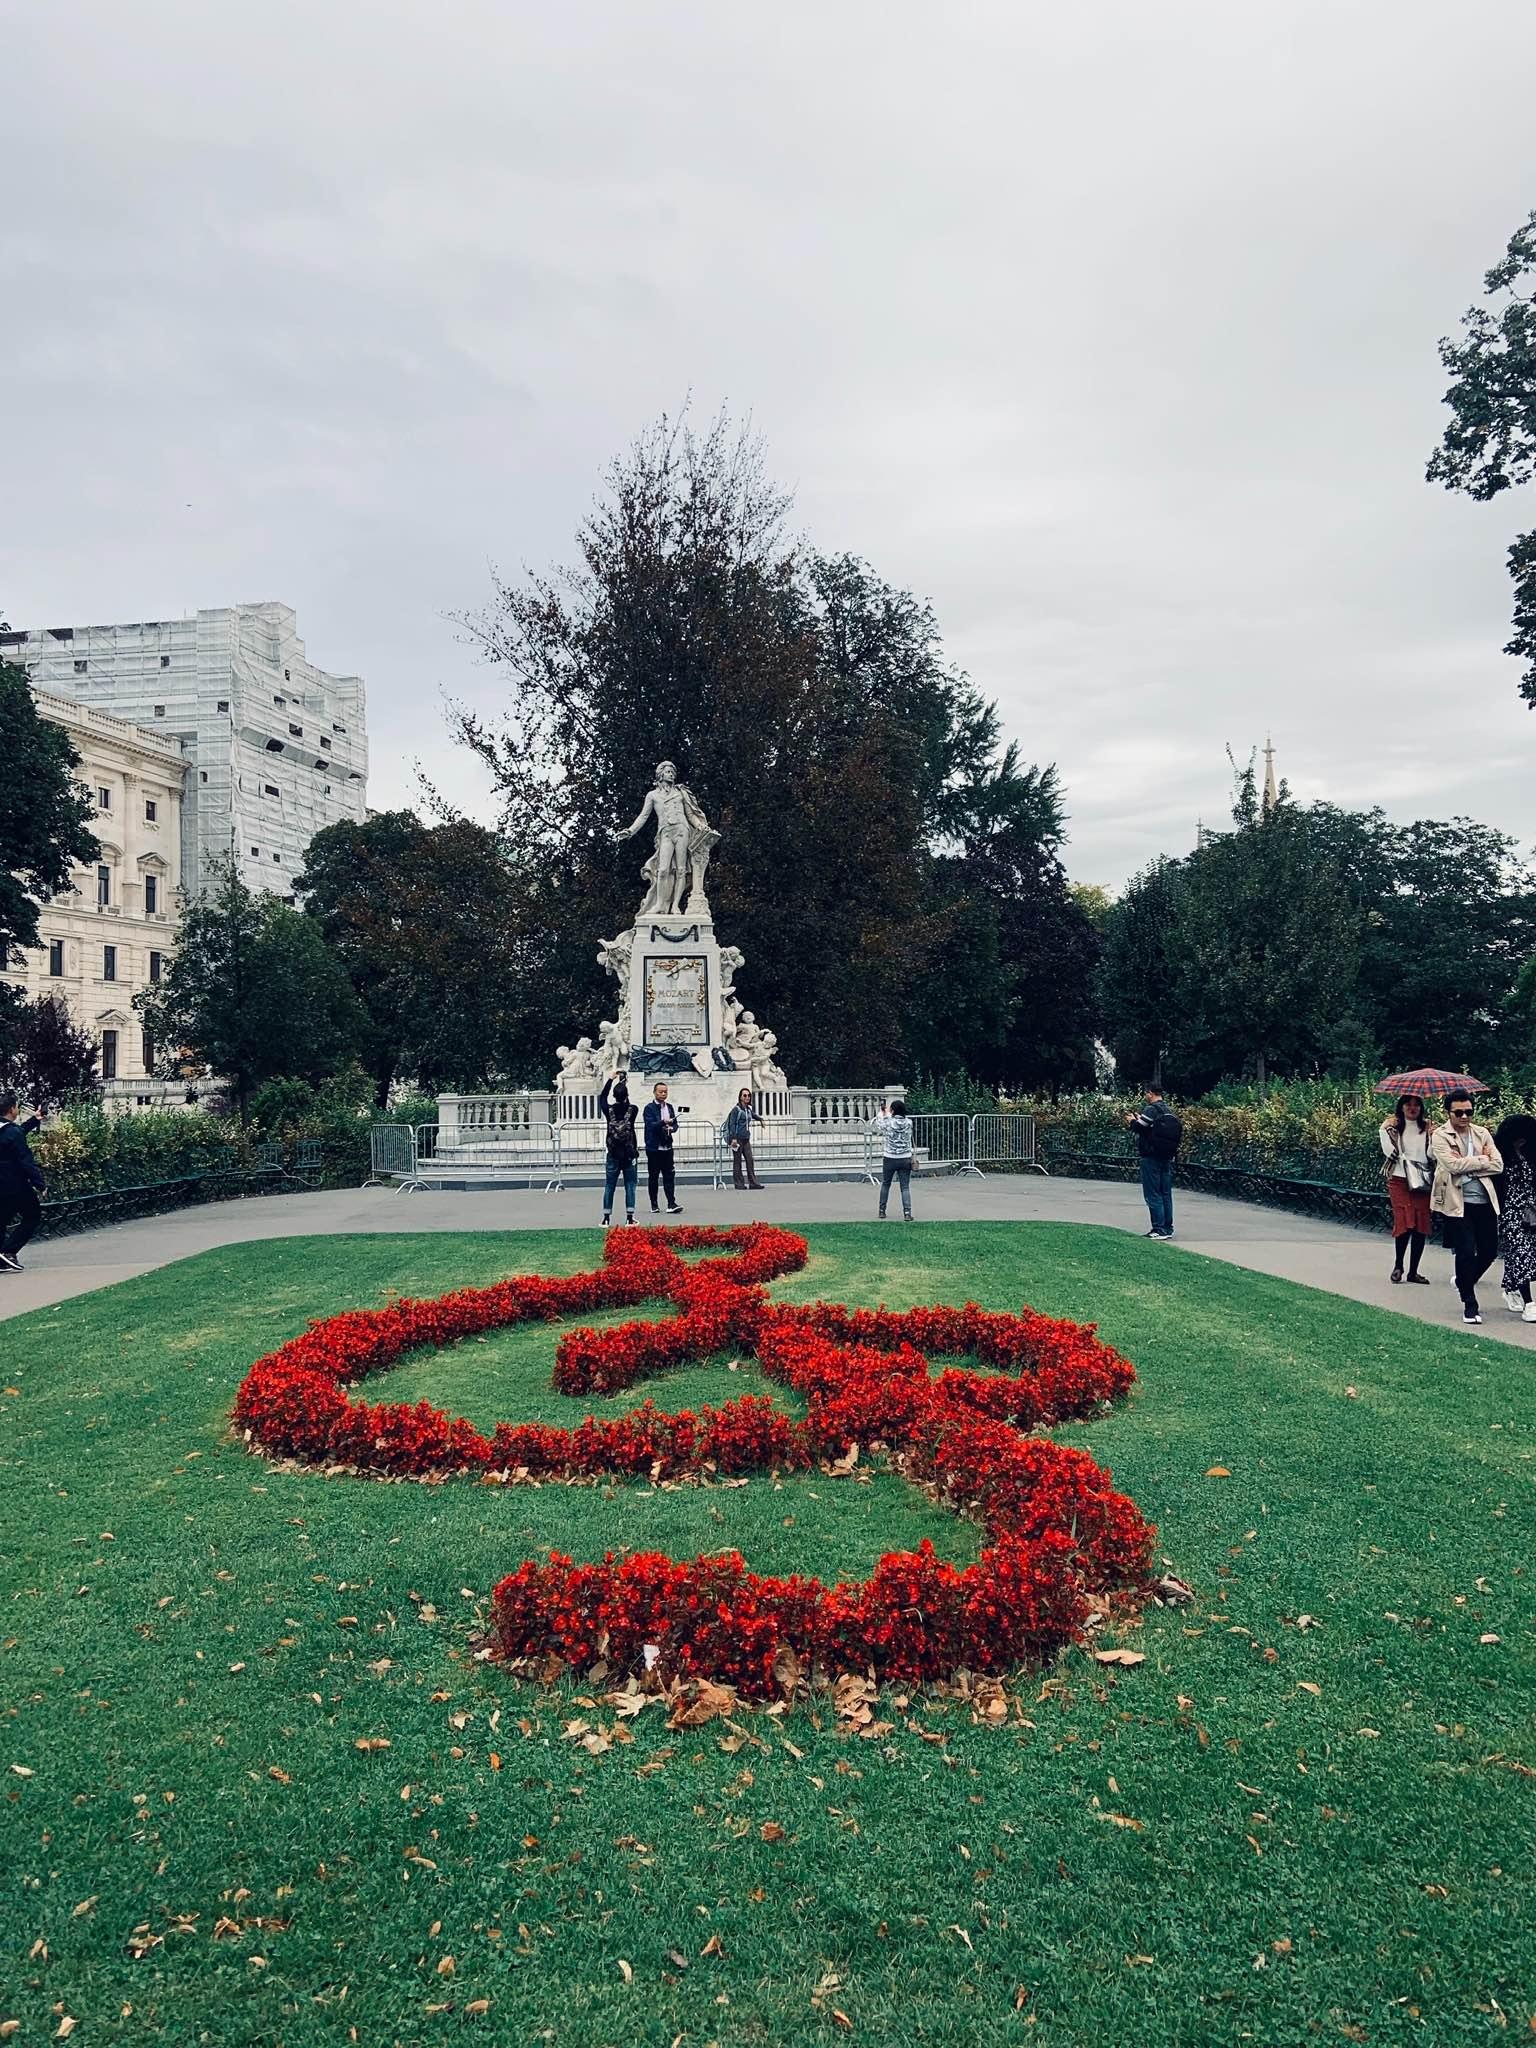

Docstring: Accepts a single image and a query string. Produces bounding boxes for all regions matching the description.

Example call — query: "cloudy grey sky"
[6,0,1534,885]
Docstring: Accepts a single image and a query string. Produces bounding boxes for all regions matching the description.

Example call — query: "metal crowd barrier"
[366,1111,1048,1193]
[971,1112,1042,1174]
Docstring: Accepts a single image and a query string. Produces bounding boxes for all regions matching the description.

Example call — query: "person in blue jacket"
[0,1092,45,1271]
[642,1080,684,1214]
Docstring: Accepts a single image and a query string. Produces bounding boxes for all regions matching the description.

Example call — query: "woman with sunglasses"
[1379,1093,1434,1284]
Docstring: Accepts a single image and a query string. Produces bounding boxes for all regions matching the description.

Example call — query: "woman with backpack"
[597,1072,638,1226]
[1378,1092,1433,1285]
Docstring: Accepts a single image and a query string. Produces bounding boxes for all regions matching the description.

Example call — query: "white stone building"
[6,690,190,1104]
[0,603,368,900]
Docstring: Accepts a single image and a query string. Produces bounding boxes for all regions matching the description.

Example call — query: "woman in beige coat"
[1429,1089,1503,1325]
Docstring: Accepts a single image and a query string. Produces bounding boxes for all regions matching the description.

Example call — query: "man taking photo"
[1128,1085,1182,1241]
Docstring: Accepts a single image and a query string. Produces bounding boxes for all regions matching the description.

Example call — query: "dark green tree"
[1168,768,1364,1091]
[451,411,1056,1083]
[1427,208,1536,706]
[296,810,536,1104]
[0,631,99,960]
[135,857,365,1119]
[1098,857,1186,1086]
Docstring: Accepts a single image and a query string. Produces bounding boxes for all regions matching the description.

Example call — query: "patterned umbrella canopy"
[1374,1067,1489,1098]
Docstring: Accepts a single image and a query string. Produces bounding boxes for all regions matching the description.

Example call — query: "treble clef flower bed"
[234,1224,1155,1693]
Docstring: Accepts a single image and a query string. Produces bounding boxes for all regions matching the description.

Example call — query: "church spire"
[1262,735,1278,816]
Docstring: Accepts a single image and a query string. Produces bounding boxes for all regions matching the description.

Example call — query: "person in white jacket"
[1379,1093,1433,1286]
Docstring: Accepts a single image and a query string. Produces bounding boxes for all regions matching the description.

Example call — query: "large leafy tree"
[453,411,1060,1084]
[1098,857,1186,1087]
[1166,767,1365,1092]
[1427,208,1536,706]
[296,810,538,1104]
[135,856,365,1119]
[0,630,99,960]
[916,761,1100,1091]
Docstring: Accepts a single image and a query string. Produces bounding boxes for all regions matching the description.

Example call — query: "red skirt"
[1389,1176,1431,1235]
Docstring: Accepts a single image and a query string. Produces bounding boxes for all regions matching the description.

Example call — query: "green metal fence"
[1037,1120,1391,1229]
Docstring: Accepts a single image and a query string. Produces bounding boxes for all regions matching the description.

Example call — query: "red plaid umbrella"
[1374,1067,1488,1098]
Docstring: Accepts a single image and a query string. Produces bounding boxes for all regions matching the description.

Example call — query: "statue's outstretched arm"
[613,790,655,843]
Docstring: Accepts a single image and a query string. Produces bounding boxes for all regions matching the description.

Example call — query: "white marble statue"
[613,760,721,919]
[596,931,633,981]
[596,1017,630,1074]
[555,1037,598,1083]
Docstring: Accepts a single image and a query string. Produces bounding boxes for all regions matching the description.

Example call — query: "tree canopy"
[1427,207,1536,706]
[452,411,1097,1087]
[136,857,365,1119]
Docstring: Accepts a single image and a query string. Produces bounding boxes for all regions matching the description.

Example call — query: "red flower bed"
[233,1223,1154,1692]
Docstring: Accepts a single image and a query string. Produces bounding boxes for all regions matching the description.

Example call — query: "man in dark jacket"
[1127,1085,1181,1241]
[0,1091,45,1271]
[642,1081,683,1214]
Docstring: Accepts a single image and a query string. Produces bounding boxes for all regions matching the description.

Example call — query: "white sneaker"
[1503,1290,1524,1314]
[1523,1302,1536,1323]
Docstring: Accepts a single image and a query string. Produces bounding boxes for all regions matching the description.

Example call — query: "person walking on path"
[1127,1085,1182,1240]
[723,1089,765,1191]
[1430,1090,1503,1324]
[1492,1113,1536,1323]
[873,1099,916,1220]
[1379,1093,1434,1285]
[597,1072,639,1226]
[643,1080,683,1214]
[0,1093,45,1272]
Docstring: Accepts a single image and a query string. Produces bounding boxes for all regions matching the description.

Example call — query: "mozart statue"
[613,760,720,918]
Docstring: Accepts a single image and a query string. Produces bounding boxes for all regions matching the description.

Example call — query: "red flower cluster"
[233,1223,1153,1690]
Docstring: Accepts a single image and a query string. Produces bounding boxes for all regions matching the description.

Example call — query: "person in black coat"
[0,1092,45,1271]
[597,1073,639,1227]
[642,1081,683,1214]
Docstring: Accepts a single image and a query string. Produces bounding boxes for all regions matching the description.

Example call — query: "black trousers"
[647,1150,676,1209]
[0,1186,41,1256]
[1448,1203,1499,1303]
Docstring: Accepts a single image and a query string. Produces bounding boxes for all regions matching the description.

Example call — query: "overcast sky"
[6,0,1534,885]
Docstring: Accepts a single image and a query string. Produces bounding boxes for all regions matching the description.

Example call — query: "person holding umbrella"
[1428,1085,1503,1324]
[1378,1092,1434,1284]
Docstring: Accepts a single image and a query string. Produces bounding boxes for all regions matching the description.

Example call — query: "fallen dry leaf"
[354,1738,391,1754]
[1204,1466,1232,1478]
[1099,1812,1145,1831]
[464,1999,490,2016]
[759,1821,786,1843]
[1296,1682,1322,1697]
[8,1765,34,1779]
[1093,1649,1146,1668]
[616,1959,633,1984]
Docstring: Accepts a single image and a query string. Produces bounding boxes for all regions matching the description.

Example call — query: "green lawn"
[1,1223,1532,2046]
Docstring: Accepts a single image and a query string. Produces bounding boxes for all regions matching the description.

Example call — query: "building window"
[144,798,157,822]
[199,771,208,784]
[153,703,165,717]
[284,669,291,681]
[74,659,88,673]
[333,723,346,734]
[149,950,163,984]
[320,735,332,750]
[103,944,117,982]
[101,1029,118,1081]
[96,865,110,907]
[142,1031,156,1075]
[160,654,170,668]
[288,723,302,737]
[97,786,111,811]
[263,783,279,797]
[251,846,260,856]
[272,853,281,863]
[48,939,64,977]
[324,784,332,794]
[145,874,159,915]
[274,694,285,707]
[216,699,229,712]
[265,738,284,752]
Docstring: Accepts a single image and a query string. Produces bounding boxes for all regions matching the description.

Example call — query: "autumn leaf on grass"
[1205,1466,1232,1478]
[1097,1812,1146,1831]
[1093,1649,1146,1668]
[759,1821,786,1842]
[354,1738,391,1754]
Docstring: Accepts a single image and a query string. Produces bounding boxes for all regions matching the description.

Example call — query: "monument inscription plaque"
[644,954,709,1046]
